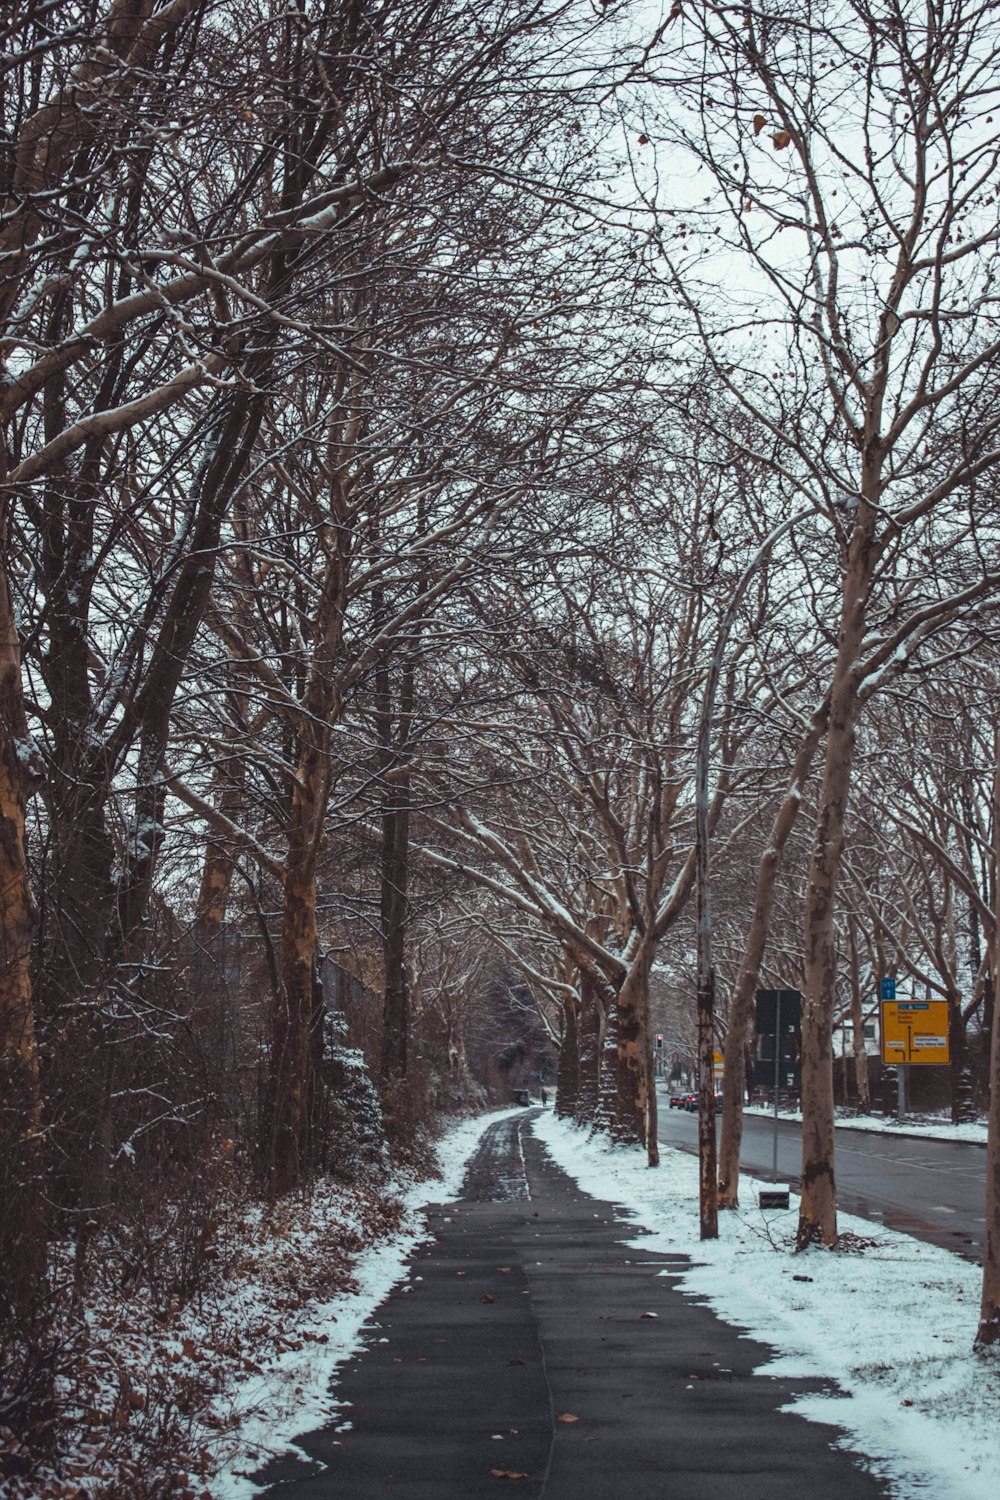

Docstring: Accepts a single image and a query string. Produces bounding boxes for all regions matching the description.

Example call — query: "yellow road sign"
[880,999,950,1066]
[713,1048,724,1080]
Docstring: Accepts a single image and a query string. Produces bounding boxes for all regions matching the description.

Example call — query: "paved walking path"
[255,1114,886,1498]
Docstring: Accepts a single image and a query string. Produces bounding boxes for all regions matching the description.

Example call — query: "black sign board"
[754,989,802,1091]
[754,988,802,1034]
[753,1058,802,1090]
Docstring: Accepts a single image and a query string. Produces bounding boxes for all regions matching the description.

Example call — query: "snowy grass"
[742,1103,988,1146]
[532,1111,1000,1500]
[209,1107,522,1497]
[1,1109,518,1499]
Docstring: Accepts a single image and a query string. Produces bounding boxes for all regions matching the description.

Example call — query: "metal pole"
[897,1063,906,1121]
[772,991,781,1178]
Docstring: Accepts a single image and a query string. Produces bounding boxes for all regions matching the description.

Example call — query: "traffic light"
[655,1033,663,1049]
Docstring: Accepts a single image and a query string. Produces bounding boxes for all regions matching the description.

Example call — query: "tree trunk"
[798,509,878,1249]
[847,913,871,1113]
[114,388,266,951]
[718,707,826,1207]
[265,474,351,1194]
[976,726,1000,1347]
[268,779,324,1195]
[194,741,247,942]
[577,971,601,1123]
[596,998,618,1133]
[0,553,45,1314]
[613,944,655,1156]
[949,987,976,1125]
[379,792,411,1082]
[555,986,580,1118]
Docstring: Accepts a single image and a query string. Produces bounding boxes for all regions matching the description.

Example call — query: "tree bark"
[613,943,655,1157]
[848,915,871,1113]
[269,840,321,1195]
[0,551,45,1314]
[718,707,826,1207]
[194,733,247,942]
[949,986,976,1125]
[577,970,602,1123]
[976,725,1000,1347]
[798,507,878,1249]
[265,471,351,1193]
[379,792,411,1082]
[555,986,580,1118]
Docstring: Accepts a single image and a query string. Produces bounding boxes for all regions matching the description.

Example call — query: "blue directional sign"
[880,977,896,1001]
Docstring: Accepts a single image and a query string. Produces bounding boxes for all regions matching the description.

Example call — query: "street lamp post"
[694,506,813,1240]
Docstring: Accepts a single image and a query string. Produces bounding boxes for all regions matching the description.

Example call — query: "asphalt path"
[657,1091,985,1262]
[254,1113,887,1499]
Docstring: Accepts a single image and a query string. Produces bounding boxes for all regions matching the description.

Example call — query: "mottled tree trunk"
[0,554,44,1313]
[269,768,326,1195]
[718,708,825,1207]
[798,505,878,1249]
[265,473,351,1194]
[577,971,601,1123]
[555,987,580,1118]
[949,988,976,1125]
[194,745,246,942]
[976,729,1000,1347]
[596,999,618,1132]
[613,943,655,1158]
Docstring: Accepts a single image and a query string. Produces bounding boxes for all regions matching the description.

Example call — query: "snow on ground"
[742,1103,988,1146]
[532,1111,1000,1500]
[210,1108,522,1498]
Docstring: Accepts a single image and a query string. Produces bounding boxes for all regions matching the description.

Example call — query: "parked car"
[668,1092,685,1109]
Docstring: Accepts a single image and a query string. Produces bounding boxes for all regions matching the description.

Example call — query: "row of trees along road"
[3,7,1000,1478]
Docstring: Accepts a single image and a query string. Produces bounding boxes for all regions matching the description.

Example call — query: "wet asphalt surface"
[658,1093,985,1262]
[254,1113,887,1499]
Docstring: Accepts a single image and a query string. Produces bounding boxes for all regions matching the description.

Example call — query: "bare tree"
[645,0,1000,1243]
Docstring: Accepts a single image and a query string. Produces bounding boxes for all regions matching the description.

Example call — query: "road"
[657,1092,986,1262]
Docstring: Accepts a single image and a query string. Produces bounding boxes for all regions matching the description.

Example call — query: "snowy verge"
[531,1111,999,1500]
[209,1108,521,1498]
[741,1102,988,1146]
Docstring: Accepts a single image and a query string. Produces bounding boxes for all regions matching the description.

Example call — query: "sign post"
[772,992,781,1175]
[754,989,802,1204]
[880,995,950,1121]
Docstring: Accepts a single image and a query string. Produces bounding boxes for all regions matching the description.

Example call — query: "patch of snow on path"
[532,1111,1000,1500]
[211,1108,522,1498]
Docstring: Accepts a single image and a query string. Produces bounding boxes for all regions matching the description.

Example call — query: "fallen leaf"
[481,1294,496,1304]
[556,1413,579,1423]
[639,1312,658,1320]
[491,1471,530,1480]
